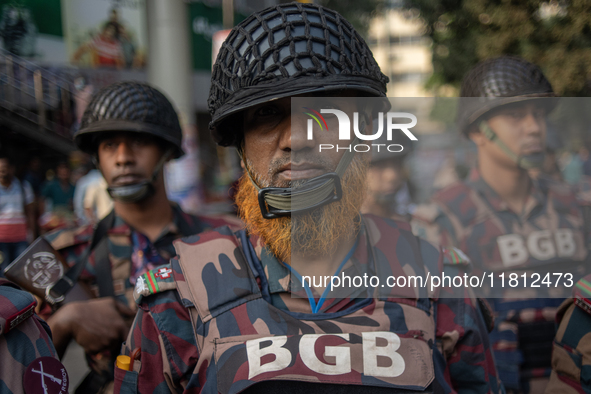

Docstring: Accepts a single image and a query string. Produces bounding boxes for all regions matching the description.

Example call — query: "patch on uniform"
[574,276,591,316]
[442,247,471,266]
[5,301,36,334]
[133,265,177,304]
[23,357,68,394]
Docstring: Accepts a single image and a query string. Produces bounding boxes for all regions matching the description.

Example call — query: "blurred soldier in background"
[116,3,501,393]
[361,133,415,220]
[412,56,590,392]
[545,177,591,393]
[0,278,65,394]
[40,81,230,394]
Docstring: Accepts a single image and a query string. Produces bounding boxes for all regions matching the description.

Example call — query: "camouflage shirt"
[117,215,503,394]
[0,278,59,394]
[412,169,591,390]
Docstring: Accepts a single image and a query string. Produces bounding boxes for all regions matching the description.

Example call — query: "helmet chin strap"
[105,150,172,203]
[239,133,362,219]
[478,121,545,170]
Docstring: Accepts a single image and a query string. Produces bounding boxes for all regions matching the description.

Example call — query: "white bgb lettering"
[497,229,577,267]
[246,336,291,379]
[246,331,406,379]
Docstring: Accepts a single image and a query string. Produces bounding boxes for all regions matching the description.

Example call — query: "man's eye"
[256,106,279,117]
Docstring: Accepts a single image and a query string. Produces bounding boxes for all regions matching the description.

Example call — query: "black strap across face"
[479,121,545,170]
[239,134,361,219]
[105,149,172,203]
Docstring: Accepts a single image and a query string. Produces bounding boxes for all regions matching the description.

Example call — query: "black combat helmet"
[75,81,184,158]
[208,1,389,147]
[456,56,556,136]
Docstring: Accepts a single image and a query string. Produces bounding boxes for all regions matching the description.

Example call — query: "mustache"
[250,153,335,188]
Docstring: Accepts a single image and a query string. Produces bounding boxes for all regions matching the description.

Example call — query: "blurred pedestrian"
[73,166,102,224]
[41,162,75,213]
[561,150,583,185]
[0,154,35,273]
[39,162,75,232]
[23,156,43,197]
[581,146,591,177]
[83,174,113,223]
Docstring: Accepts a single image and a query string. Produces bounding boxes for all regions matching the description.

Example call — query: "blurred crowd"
[0,153,112,271]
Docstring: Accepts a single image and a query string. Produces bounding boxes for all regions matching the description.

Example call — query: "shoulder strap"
[173,226,261,323]
[46,209,116,305]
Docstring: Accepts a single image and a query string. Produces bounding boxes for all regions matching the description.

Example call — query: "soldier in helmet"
[412,56,591,392]
[116,4,501,393]
[38,81,232,393]
[361,132,415,220]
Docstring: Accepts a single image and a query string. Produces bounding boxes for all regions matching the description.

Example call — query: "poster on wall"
[61,0,147,69]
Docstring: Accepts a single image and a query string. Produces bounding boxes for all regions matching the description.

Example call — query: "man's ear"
[468,125,487,147]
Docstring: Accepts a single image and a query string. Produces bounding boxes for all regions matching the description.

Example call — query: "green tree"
[404,0,591,96]
[318,0,384,37]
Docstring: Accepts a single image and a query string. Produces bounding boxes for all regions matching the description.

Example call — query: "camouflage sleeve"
[411,202,459,248]
[575,176,591,251]
[546,275,591,392]
[0,282,59,393]
[117,289,199,393]
[435,251,504,394]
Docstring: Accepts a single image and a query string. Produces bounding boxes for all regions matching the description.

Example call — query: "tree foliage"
[404,0,591,96]
[318,0,384,37]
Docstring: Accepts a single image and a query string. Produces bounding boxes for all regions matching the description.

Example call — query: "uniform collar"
[465,168,546,217]
[107,203,185,242]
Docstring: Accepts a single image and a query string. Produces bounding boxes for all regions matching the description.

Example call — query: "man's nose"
[115,141,135,166]
[522,110,543,135]
[280,113,318,152]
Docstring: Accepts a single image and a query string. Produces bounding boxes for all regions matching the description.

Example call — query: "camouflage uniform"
[42,204,231,389]
[544,273,591,393]
[0,278,59,394]
[412,169,590,391]
[116,215,503,393]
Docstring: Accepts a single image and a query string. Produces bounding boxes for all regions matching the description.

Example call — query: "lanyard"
[282,237,359,313]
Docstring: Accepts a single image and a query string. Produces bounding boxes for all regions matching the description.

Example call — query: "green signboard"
[189,2,246,71]
[0,0,62,37]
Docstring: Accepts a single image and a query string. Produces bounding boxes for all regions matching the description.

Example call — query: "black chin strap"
[105,149,172,203]
[238,137,360,219]
[479,121,545,170]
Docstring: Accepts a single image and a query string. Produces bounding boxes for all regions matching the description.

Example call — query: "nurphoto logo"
[304,107,418,152]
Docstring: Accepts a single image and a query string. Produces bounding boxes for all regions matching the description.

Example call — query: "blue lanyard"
[282,237,359,313]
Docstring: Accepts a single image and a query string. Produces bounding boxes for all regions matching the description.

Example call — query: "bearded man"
[115,3,502,393]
